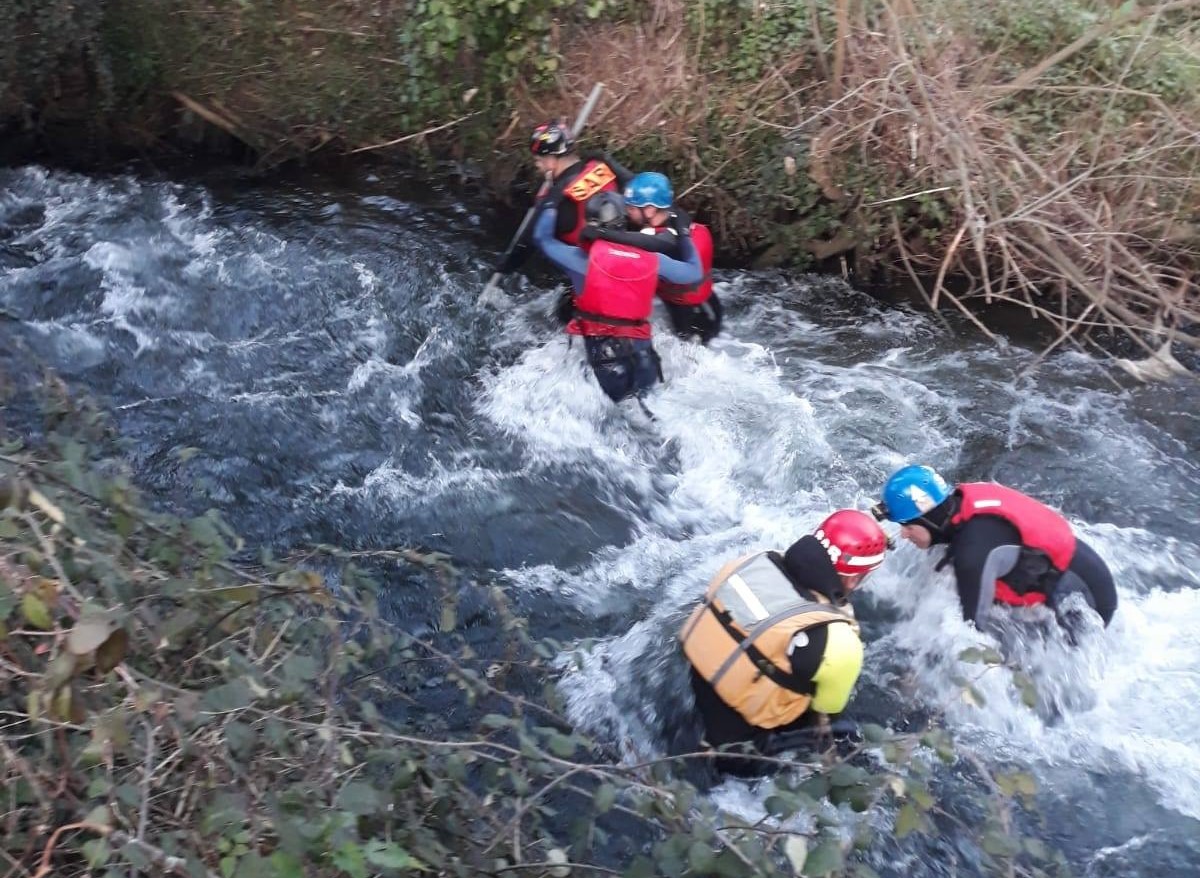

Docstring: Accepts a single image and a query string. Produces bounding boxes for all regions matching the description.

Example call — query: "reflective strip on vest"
[725,572,770,621]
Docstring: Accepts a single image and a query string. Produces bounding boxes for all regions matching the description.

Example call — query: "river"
[2,163,1198,877]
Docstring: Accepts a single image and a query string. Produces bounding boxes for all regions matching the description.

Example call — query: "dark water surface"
[2,164,1198,876]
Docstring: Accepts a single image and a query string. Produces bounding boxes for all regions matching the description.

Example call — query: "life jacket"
[657,223,714,306]
[679,552,861,729]
[952,483,1077,607]
[539,159,618,246]
[567,240,657,340]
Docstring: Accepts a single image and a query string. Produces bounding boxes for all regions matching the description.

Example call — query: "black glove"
[553,292,576,325]
[496,241,532,275]
[667,208,693,238]
[579,225,601,243]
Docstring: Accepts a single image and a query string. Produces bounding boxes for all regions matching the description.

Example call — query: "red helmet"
[530,122,574,156]
[813,510,888,576]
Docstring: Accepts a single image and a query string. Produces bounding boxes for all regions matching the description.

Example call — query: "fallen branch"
[345,113,479,155]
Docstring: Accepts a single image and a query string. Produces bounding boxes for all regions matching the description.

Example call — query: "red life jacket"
[657,222,714,306]
[567,240,657,340]
[952,483,1077,607]
[538,159,619,246]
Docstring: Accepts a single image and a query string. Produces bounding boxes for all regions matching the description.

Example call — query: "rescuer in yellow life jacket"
[679,510,889,770]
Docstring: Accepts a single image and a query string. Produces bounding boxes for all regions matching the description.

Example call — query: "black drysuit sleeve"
[581,225,683,256]
[947,516,1024,625]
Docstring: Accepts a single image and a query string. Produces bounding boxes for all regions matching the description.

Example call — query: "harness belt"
[705,604,816,696]
[572,309,649,328]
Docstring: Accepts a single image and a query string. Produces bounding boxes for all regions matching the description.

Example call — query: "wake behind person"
[533,191,703,404]
[678,511,889,774]
[875,465,1118,641]
[493,121,634,291]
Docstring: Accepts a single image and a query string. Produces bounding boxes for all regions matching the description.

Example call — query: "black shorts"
[582,336,661,402]
[665,292,723,344]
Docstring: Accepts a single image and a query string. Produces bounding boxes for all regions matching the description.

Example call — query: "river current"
[2,164,1198,876]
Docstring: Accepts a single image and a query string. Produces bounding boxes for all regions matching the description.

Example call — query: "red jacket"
[657,222,714,306]
[538,159,619,245]
[567,240,657,340]
[952,483,1077,606]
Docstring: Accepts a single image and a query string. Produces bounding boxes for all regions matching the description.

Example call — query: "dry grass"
[517,1,1199,363]
[826,9,1199,358]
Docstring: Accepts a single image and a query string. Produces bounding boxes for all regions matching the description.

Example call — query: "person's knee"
[589,359,634,401]
[1068,542,1118,625]
[630,348,661,394]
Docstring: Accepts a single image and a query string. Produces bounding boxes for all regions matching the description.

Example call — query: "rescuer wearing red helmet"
[493,121,634,287]
[678,510,889,771]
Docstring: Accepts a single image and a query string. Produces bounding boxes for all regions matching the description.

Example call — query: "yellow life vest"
[679,552,863,729]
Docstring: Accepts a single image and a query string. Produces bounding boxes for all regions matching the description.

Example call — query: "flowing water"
[2,164,1199,876]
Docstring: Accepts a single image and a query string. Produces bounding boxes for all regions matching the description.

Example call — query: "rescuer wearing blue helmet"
[581,171,723,343]
[875,465,1117,639]
[533,190,703,403]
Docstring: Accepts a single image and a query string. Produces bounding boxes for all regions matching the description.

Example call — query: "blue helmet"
[624,172,673,209]
[880,465,952,523]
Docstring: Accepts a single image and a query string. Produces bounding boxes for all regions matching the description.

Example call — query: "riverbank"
[6,162,1200,877]
[3,0,1198,361]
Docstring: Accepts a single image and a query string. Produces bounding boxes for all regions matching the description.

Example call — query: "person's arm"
[950,517,1023,625]
[654,234,702,285]
[581,225,682,256]
[808,622,862,714]
[532,206,588,276]
[495,175,558,275]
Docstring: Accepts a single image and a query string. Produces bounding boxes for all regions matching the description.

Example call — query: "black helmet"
[530,122,574,156]
[585,191,626,230]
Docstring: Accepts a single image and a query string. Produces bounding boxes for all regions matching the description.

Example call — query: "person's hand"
[667,210,692,238]
[553,292,575,325]
[579,225,600,242]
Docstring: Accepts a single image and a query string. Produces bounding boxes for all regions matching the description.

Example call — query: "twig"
[0,738,52,818]
[296,26,372,37]
[345,113,479,155]
[488,864,621,876]
[135,720,157,849]
[931,222,969,310]
[866,185,953,206]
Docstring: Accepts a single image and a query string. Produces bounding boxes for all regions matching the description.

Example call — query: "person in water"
[678,510,889,772]
[494,121,634,290]
[533,190,703,403]
[581,171,722,344]
[874,465,1117,639]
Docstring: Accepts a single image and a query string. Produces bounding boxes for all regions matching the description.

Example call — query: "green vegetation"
[1,385,1070,877]
[2,0,1197,351]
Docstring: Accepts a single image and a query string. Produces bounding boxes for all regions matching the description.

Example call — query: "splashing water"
[3,164,1198,876]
